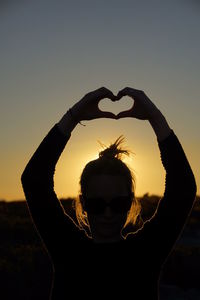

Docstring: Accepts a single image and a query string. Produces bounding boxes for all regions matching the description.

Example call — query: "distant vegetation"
[0,195,200,300]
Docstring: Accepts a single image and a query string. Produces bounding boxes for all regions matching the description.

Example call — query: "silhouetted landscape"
[0,194,200,300]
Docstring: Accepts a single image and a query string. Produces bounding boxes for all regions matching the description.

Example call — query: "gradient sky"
[1,0,199,201]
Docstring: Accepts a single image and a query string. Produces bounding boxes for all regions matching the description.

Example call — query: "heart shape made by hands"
[98,96,134,116]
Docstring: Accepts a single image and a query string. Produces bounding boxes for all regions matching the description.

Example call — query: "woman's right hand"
[70,87,118,122]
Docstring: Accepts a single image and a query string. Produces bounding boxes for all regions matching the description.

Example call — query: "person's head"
[74,135,142,243]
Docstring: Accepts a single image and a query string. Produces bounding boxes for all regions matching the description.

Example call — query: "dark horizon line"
[1,193,200,203]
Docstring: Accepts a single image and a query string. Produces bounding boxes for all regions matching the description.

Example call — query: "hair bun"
[98,135,131,160]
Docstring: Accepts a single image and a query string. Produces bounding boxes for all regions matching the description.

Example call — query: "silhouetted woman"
[21,87,197,300]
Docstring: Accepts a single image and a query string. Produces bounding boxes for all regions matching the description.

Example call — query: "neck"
[93,235,123,244]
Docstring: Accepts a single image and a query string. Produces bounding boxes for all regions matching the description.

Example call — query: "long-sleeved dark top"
[21,124,197,300]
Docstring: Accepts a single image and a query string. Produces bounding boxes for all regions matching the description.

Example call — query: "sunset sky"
[1,0,199,201]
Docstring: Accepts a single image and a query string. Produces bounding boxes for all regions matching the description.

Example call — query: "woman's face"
[81,174,132,243]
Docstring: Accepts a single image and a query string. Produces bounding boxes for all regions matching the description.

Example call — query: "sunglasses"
[83,193,133,215]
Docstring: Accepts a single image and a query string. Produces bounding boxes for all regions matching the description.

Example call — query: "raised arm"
[21,118,80,256]
[21,87,118,255]
[147,114,197,263]
[116,87,197,263]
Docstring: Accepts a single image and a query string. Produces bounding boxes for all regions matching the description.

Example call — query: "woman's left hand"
[116,87,161,121]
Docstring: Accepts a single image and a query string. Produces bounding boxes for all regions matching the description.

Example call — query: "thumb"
[116,110,131,119]
[100,111,117,119]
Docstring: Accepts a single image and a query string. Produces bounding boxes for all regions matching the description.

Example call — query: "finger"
[98,87,117,101]
[109,94,119,101]
[100,111,117,119]
[116,110,132,119]
[103,90,117,101]
[85,87,109,100]
[117,87,141,99]
[90,87,116,101]
[117,87,132,98]
[91,87,111,96]
[85,87,117,104]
